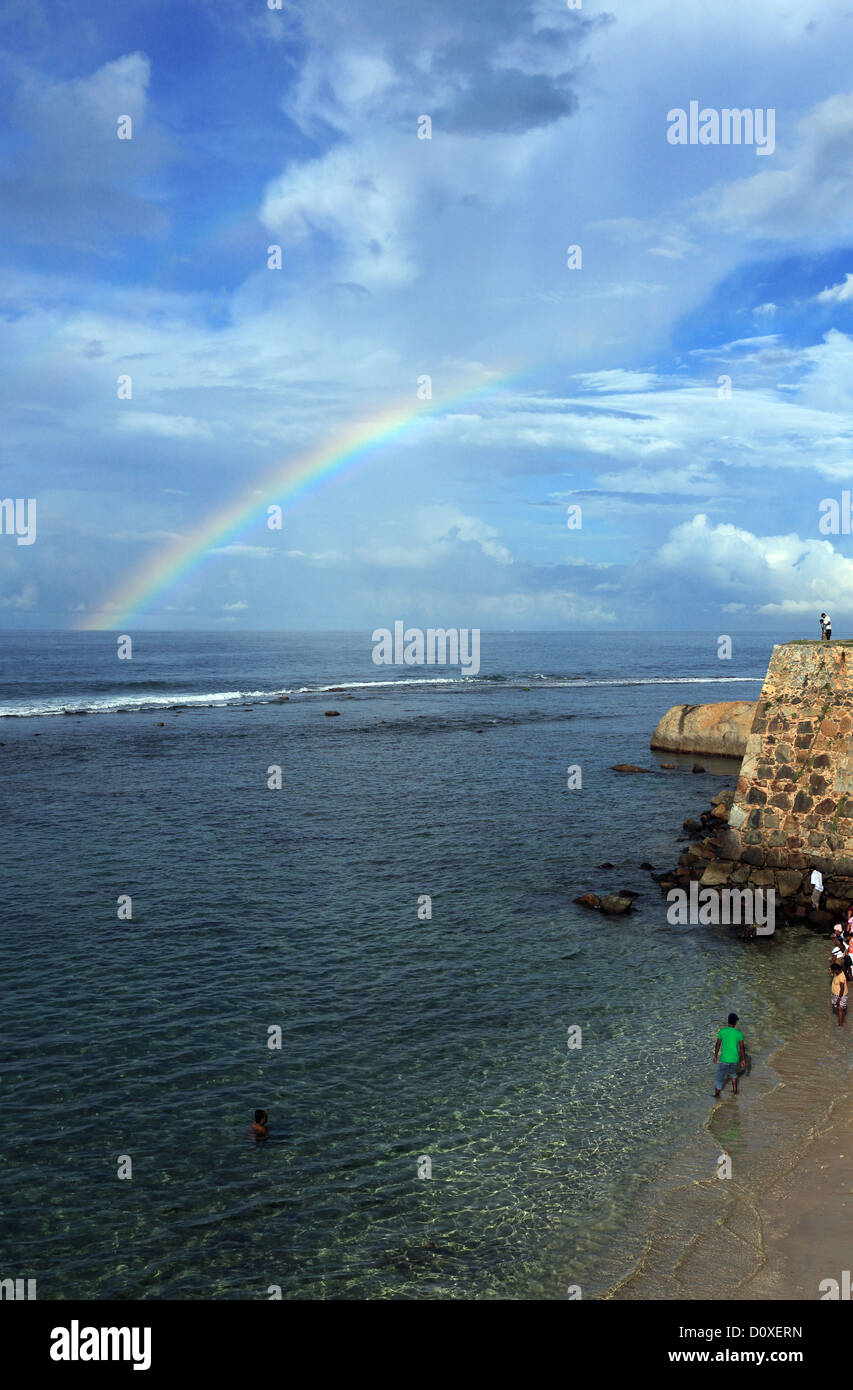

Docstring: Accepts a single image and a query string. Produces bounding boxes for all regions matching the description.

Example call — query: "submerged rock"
[611,763,654,774]
[600,894,633,914]
[574,893,602,909]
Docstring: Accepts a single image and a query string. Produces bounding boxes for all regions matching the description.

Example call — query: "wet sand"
[733,1093,853,1300]
[608,973,853,1302]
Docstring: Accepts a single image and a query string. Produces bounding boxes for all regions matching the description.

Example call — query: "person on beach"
[811,867,825,909]
[820,612,832,641]
[249,1109,268,1139]
[714,1013,746,1098]
[832,963,848,1026]
[831,945,851,982]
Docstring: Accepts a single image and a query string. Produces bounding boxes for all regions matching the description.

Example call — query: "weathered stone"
[711,788,736,809]
[775,870,804,896]
[600,894,633,915]
[716,827,742,859]
[650,701,756,757]
[699,861,736,887]
[575,894,601,909]
[748,868,776,888]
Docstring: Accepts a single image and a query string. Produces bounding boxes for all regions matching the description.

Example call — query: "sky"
[2,0,853,631]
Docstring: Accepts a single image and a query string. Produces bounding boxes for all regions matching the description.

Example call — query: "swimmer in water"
[249,1108,268,1139]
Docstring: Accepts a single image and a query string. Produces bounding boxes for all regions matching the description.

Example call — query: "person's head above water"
[727,1012,739,1026]
[254,1109,267,1126]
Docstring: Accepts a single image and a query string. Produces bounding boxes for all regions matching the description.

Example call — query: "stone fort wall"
[715,642,853,902]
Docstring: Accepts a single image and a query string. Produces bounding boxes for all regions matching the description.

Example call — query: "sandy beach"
[733,1090,853,1300]
[606,976,853,1302]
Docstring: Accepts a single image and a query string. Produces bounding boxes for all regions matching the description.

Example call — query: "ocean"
[0,630,844,1300]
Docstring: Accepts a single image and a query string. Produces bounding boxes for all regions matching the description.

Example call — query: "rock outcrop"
[650,701,756,758]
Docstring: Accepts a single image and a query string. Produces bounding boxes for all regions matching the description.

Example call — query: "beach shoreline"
[606,969,853,1302]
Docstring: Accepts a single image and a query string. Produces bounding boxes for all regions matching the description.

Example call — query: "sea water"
[0,630,843,1299]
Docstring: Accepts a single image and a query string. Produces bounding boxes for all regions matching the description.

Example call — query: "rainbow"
[79,367,519,630]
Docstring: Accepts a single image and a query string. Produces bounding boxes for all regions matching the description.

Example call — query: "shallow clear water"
[0,630,842,1299]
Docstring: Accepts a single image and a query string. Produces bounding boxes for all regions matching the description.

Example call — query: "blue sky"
[3,0,853,630]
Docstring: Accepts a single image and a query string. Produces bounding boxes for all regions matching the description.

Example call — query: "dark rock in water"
[711,788,736,809]
[692,764,706,774]
[325,710,341,717]
[618,889,640,899]
[640,861,654,871]
[276,696,289,702]
[327,687,345,692]
[574,893,602,909]
[660,762,677,769]
[683,818,702,834]
[598,861,614,869]
[601,894,633,914]
[808,908,836,931]
[157,722,165,727]
[611,763,654,774]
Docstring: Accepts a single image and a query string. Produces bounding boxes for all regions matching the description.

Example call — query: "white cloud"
[657,513,853,613]
[816,272,853,304]
[117,412,215,440]
[0,582,37,609]
[208,544,274,557]
[572,369,660,393]
[700,93,853,242]
[477,590,616,623]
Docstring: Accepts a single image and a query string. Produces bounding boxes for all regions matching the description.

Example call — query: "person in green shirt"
[714,1012,746,1098]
